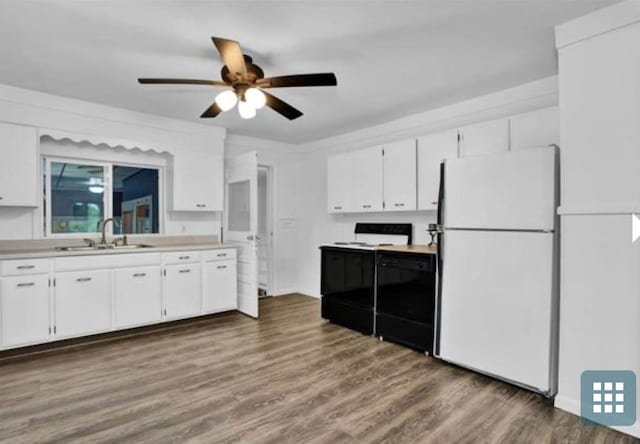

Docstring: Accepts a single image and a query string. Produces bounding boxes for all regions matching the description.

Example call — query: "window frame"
[42,155,164,238]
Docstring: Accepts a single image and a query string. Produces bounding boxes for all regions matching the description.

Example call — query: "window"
[43,158,160,236]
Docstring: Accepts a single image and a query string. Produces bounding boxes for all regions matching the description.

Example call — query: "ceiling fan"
[138,37,337,120]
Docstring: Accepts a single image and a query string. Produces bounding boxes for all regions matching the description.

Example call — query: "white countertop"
[0,242,239,261]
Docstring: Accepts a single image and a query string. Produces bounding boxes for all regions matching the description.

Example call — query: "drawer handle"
[394,203,405,207]
[362,205,371,209]
[17,265,36,270]
[133,273,147,278]
[17,282,35,288]
[333,206,342,210]
[196,204,207,208]
[431,201,438,205]
[76,277,92,282]
[179,256,190,260]
[216,253,227,257]
[217,265,227,269]
[179,269,191,274]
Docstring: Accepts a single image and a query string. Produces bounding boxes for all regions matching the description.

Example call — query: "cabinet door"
[55,270,111,338]
[510,107,559,151]
[203,260,237,313]
[1,275,50,347]
[165,264,201,319]
[383,139,417,211]
[114,266,162,328]
[352,147,383,212]
[171,148,223,212]
[0,122,38,207]
[327,153,353,213]
[418,130,459,210]
[459,118,509,157]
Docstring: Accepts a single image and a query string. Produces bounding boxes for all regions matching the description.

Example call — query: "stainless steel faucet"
[99,218,114,246]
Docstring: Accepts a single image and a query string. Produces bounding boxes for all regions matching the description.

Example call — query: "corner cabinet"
[170,146,223,212]
[327,153,353,213]
[0,122,39,207]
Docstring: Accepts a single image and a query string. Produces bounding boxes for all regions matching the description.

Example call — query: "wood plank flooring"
[0,294,636,444]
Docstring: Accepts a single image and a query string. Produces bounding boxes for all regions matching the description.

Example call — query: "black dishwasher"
[376,252,436,353]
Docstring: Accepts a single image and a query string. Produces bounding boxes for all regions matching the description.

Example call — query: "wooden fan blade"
[211,37,247,80]
[138,78,227,86]
[262,90,303,120]
[200,102,223,118]
[257,73,337,88]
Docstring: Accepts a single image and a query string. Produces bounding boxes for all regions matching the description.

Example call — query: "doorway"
[257,164,274,297]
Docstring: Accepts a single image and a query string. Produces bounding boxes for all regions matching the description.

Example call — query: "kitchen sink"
[56,244,154,252]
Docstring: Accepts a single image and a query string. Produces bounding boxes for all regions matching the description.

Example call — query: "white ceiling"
[0,1,616,144]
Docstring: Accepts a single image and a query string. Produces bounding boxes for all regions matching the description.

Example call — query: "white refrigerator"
[435,147,558,395]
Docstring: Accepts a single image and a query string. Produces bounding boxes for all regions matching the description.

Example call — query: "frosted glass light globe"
[245,88,266,109]
[214,90,238,111]
[238,100,256,119]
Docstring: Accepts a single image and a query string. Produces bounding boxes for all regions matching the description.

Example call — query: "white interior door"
[224,151,259,318]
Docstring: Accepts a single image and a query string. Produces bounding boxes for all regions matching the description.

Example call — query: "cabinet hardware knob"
[333,206,342,210]
[431,201,438,205]
[179,256,190,260]
[0,197,3,200]
[216,253,227,257]
[196,204,207,208]
[179,269,191,273]
[217,265,227,269]
[17,265,35,270]
[362,205,371,209]
[133,273,147,277]
[76,277,92,282]
[17,282,35,287]
[394,203,405,207]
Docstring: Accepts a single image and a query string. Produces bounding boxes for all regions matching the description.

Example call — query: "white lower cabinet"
[55,270,111,338]
[165,263,201,319]
[203,260,237,313]
[1,274,50,347]
[114,266,163,328]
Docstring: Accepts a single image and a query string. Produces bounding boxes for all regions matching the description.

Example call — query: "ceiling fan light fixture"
[245,88,266,109]
[238,100,256,119]
[214,90,238,111]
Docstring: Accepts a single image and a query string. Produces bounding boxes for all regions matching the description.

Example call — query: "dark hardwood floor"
[0,294,636,444]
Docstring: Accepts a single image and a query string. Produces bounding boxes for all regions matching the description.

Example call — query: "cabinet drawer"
[202,249,236,262]
[164,251,201,265]
[0,258,49,276]
[54,253,162,272]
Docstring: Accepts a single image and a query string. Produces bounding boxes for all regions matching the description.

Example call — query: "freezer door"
[445,148,556,230]
[439,230,555,393]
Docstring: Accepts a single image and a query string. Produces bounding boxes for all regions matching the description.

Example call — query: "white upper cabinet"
[352,146,384,212]
[510,107,559,151]
[459,118,509,157]
[327,152,353,213]
[0,122,38,207]
[170,147,223,212]
[383,139,417,211]
[418,130,459,210]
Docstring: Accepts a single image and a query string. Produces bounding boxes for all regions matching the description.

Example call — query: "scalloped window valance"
[38,128,172,156]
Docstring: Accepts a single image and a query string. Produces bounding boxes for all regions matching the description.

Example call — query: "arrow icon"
[633,214,640,243]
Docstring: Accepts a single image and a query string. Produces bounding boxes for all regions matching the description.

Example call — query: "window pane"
[50,162,104,234]
[228,180,250,232]
[113,165,159,234]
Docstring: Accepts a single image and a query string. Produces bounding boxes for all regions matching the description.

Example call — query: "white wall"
[294,76,559,297]
[0,84,226,240]
[555,1,640,438]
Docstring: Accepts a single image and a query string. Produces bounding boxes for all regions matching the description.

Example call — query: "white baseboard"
[555,395,640,438]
